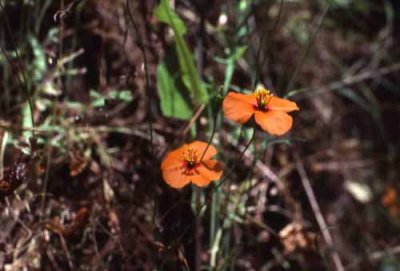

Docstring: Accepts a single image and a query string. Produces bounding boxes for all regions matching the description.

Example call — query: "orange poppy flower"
[161,141,223,189]
[222,87,299,136]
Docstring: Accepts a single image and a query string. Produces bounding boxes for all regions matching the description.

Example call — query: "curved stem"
[214,127,257,190]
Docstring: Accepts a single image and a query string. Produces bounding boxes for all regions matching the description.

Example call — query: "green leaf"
[90,89,133,108]
[108,90,133,102]
[155,0,208,105]
[90,90,105,107]
[157,62,192,120]
[222,46,247,93]
[154,0,186,36]
[28,35,46,83]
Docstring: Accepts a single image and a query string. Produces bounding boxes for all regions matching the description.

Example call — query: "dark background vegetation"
[0,0,400,270]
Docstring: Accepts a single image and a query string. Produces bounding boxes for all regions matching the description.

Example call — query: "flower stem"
[194,187,202,271]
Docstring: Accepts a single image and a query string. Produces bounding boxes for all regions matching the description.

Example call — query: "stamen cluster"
[161,141,223,189]
[254,88,272,111]
[222,86,299,136]
[181,148,199,175]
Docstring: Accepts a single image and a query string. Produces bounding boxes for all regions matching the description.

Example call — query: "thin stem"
[286,4,330,93]
[294,151,345,271]
[200,105,219,162]
[0,1,35,132]
[214,127,256,190]
[287,62,400,98]
[252,0,284,90]
[0,131,9,180]
[40,0,65,217]
[194,188,202,271]
[126,0,153,157]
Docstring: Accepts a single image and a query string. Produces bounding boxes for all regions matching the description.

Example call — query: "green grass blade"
[157,62,193,120]
[155,0,208,105]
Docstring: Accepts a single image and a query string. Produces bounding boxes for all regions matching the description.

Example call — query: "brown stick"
[294,151,345,271]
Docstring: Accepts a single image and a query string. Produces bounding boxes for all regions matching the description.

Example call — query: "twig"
[182,104,206,136]
[57,48,85,67]
[0,131,9,180]
[254,157,298,216]
[214,128,257,190]
[345,245,400,270]
[221,130,298,215]
[126,0,153,157]
[53,0,83,22]
[288,62,400,98]
[252,0,284,89]
[286,4,330,93]
[58,232,75,270]
[294,151,345,271]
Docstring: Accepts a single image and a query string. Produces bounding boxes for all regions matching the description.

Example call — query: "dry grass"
[0,0,399,270]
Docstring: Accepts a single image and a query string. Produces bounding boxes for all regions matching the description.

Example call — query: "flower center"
[181,148,200,175]
[254,88,272,111]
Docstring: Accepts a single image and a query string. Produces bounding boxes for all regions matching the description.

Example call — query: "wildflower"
[161,141,223,189]
[382,186,400,217]
[222,87,299,136]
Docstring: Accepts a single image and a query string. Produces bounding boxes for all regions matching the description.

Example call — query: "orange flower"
[222,87,299,136]
[161,141,223,189]
[382,186,400,217]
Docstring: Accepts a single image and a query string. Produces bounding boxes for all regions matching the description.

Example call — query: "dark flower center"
[181,148,200,175]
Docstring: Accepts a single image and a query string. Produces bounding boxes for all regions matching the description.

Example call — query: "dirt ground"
[0,0,400,270]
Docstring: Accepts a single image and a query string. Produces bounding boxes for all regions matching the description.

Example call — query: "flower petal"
[161,146,185,171]
[268,96,299,112]
[162,167,191,189]
[190,174,212,187]
[254,110,293,136]
[223,92,256,124]
[202,160,223,176]
[191,160,223,187]
[188,141,217,161]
